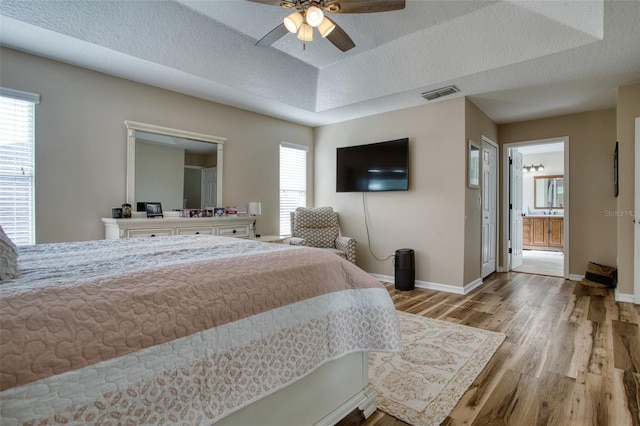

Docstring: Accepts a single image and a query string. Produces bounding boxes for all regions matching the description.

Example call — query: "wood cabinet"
[102,217,253,240]
[522,216,563,251]
[548,217,564,248]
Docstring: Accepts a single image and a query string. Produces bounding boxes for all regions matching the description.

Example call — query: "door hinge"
[509,203,513,210]
[508,248,512,254]
[509,158,513,165]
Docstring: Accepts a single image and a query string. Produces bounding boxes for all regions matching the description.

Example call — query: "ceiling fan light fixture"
[305,5,324,27]
[283,11,303,33]
[297,23,313,41]
[317,17,336,38]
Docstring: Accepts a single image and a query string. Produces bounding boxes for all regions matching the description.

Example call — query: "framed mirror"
[125,121,225,211]
[534,175,564,209]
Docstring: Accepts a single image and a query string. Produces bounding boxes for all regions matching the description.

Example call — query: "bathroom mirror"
[534,175,564,209]
[125,121,225,211]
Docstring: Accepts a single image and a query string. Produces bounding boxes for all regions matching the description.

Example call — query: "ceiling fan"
[248,0,406,52]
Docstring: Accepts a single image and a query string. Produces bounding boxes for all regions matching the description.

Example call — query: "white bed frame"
[216,352,375,425]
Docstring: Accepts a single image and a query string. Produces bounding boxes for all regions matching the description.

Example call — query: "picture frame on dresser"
[145,202,163,218]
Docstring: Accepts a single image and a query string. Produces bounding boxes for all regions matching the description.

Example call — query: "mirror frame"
[534,174,564,209]
[125,121,226,208]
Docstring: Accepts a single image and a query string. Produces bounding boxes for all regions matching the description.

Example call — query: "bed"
[0,234,402,425]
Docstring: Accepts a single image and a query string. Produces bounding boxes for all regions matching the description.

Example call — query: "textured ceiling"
[1,0,639,127]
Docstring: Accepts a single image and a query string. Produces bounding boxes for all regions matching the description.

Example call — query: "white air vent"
[421,85,460,101]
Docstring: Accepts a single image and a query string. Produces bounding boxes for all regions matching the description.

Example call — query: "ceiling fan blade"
[325,0,406,14]
[326,23,355,52]
[256,23,289,47]
[245,0,282,6]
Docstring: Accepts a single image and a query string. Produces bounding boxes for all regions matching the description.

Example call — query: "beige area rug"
[369,311,505,426]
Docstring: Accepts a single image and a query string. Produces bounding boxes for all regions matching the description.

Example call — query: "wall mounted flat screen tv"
[336,138,409,192]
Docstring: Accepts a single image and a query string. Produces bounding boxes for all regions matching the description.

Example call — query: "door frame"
[481,136,499,277]
[634,117,639,304]
[501,136,570,278]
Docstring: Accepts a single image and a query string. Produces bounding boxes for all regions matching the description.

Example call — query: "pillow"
[0,225,18,281]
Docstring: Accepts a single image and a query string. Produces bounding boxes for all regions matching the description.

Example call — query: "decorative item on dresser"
[102,216,254,239]
[121,203,132,218]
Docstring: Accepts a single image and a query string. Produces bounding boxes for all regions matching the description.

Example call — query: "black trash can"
[394,249,415,291]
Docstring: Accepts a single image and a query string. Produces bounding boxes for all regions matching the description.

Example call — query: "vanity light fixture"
[522,163,544,172]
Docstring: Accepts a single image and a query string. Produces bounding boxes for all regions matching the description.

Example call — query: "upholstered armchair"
[289,207,356,264]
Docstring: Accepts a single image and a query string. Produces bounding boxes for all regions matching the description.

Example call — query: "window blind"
[279,143,307,235]
[0,89,39,245]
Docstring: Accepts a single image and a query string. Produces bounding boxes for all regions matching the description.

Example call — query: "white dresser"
[102,217,253,239]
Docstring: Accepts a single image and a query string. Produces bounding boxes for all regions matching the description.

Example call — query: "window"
[0,88,39,245]
[279,143,307,235]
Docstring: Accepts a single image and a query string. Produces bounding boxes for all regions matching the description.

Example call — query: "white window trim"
[0,87,39,245]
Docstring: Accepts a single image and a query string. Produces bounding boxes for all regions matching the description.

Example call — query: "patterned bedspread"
[0,235,401,425]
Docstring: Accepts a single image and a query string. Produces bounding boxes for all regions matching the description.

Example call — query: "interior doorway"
[502,137,569,278]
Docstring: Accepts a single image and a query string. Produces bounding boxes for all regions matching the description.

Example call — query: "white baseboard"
[370,273,483,295]
[568,275,634,303]
[371,272,637,304]
[615,289,635,304]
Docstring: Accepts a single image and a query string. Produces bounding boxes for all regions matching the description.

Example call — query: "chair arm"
[335,236,357,264]
[289,237,307,246]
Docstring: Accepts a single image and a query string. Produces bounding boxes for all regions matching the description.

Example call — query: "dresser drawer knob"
[150,234,156,237]
[195,232,200,235]
[232,229,237,234]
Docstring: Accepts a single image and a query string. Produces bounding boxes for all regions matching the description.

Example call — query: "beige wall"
[315,98,472,288]
[0,48,313,243]
[464,99,499,284]
[498,109,618,280]
[616,83,639,296]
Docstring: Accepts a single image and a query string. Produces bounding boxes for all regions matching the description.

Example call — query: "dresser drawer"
[217,224,250,238]
[176,226,215,236]
[127,228,174,238]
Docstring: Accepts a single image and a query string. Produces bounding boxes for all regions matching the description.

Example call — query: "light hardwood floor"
[338,272,640,426]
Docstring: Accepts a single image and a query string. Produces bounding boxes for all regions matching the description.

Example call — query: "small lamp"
[248,202,262,239]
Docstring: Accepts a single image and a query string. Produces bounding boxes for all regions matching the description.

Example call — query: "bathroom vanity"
[522,215,564,251]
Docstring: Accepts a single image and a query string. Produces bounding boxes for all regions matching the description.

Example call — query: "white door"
[635,118,639,304]
[482,139,498,277]
[201,167,217,208]
[510,149,524,269]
